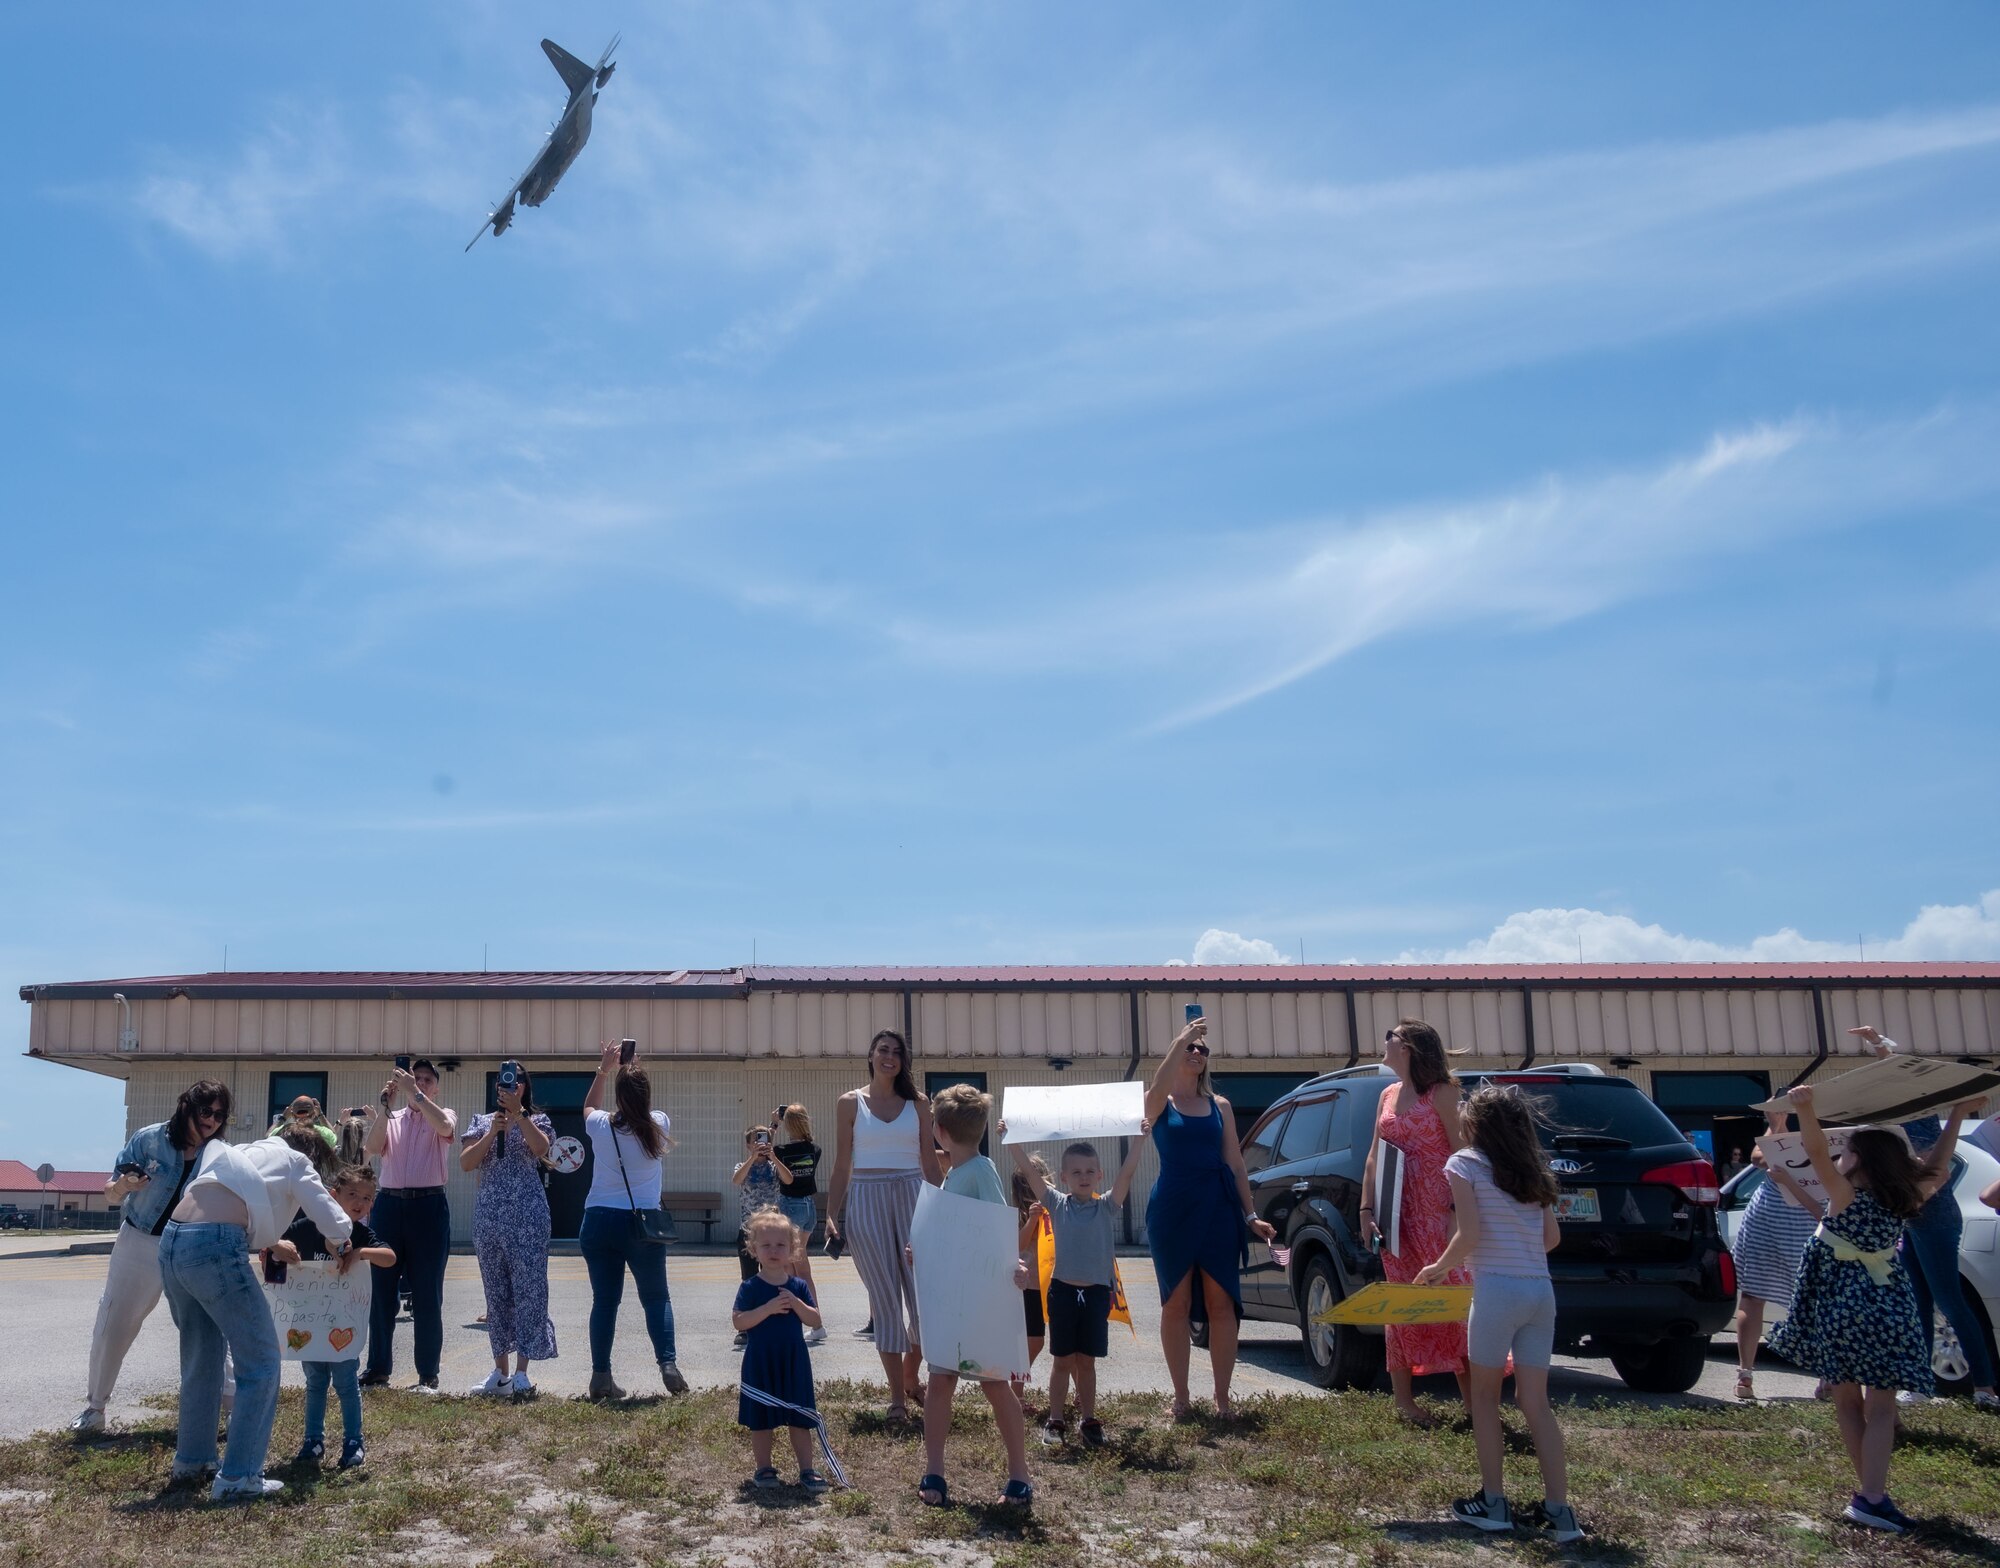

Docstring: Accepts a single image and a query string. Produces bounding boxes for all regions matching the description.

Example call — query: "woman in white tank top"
[825,1029,943,1420]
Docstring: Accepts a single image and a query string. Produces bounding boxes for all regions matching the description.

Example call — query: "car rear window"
[1464,1076,1691,1149]
[1276,1095,1335,1162]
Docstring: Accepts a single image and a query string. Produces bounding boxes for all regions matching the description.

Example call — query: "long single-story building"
[20,963,2000,1245]
[0,1160,117,1217]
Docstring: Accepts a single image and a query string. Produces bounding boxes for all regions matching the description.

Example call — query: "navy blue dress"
[1768,1190,1933,1394]
[736,1273,817,1430]
[1147,1098,1245,1321]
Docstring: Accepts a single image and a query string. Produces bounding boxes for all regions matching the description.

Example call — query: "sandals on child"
[799,1469,831,1493]
[752,1466,784,1489]
[999,1477,1034,1508]
[918,1473,950,1507]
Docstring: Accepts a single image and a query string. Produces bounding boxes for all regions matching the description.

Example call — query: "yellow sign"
[1035,1208,1134,1333]
[1312,1281,1471,1327]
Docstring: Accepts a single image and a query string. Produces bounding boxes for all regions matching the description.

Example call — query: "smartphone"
[619,1038,637,1064]
[1185,1004,1204,1023]
[262,1253,287,1286]
[498,1060,520,1093]
[824,1231,847,1261]
[754,1129,771,1148]
[115,1161,148,1179]
[393,1054,412,1073]
[345,1107,370,1119]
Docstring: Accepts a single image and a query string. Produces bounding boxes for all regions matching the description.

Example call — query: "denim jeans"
[1906,1187,1997,1389]
[366,1189,450,1380]
[158,1221,279,1482]
[579,1206,676,1372]
[303,1358,363,1444]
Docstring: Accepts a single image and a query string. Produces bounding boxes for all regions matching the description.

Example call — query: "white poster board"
[268,1259,369,1362]
[1000,1082,1146,1146]
[1756,1054,2000,1127]
[910,1183,1029,1381]
[1754,1130,1851,1212]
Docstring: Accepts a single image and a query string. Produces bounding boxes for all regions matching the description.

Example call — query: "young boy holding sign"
[265,1167,397,1469]
[1000,1124,1143,1447]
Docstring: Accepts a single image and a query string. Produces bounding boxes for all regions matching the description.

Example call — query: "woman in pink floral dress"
[1361,1018,1470,1425]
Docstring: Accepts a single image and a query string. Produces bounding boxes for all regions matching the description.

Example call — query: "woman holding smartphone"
[461,1061,557,1397]
[1144,1010,1275,1421]
[71,1080,234,1436]
[580,1040,688,1401]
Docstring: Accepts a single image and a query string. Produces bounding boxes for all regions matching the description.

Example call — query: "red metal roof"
[20,961,2000,1005]
[0,1160,111,1194]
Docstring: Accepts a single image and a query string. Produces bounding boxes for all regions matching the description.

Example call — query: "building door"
[486,1071,597,1240]
[267,1071,329,1132]
[925,1070,989,1156]
[1650,1070,1773,1183]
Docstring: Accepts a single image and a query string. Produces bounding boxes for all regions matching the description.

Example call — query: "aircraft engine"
[596,62,616,87]
[492,199,516,237]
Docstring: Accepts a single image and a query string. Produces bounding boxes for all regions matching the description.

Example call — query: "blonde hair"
[931,1082,991,1144]
[743,1209,800,1250]
[781,1104,813,1141]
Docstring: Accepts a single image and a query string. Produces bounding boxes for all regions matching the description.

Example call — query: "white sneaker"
[1895,1389,1933,1406]
[210,1475,284,1503]
[805,1326,827,1346]
[412,1379,442,1395]
[470,1369,508,1396]
[69,1407,105,1436]
[509,1372,535,1398]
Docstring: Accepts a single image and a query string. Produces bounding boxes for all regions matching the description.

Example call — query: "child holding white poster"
[1001,1124,1143,1448]
[913,1084,1034,1509]
[268,1167,396,1469]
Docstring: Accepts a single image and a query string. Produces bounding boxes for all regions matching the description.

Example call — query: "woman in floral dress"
[1362,1018,1470,1425]
[460,1062,558,1397]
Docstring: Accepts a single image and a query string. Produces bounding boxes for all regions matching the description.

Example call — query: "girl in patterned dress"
[460,1063,558,1397]
[1767,1084,1986,1535]
[1731,1107,1823,1401]
[1361,1018,1469,1425]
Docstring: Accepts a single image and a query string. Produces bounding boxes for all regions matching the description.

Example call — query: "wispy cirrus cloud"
[874,403,2000,728]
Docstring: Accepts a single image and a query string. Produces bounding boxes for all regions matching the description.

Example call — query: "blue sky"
[5,5,1999,1167]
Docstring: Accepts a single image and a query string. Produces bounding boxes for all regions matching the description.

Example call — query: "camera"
[498,1060,521,1093]
[619,1039,637,1064]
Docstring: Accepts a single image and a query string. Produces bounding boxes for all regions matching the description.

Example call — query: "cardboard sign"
[1033,1207,1133,1335]
[1312,1280,1471,1327]
[910,1184,1029,1381]
[1756,1054,2000,1128]
[1000,1082,1146,1146]
[1754,1131,1850,1212]
[267,1259,369,1362]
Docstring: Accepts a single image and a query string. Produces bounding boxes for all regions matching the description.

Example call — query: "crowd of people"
[68,1019,2000,1537]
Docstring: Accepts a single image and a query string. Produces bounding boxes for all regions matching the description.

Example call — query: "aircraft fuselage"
[521,89,595,208]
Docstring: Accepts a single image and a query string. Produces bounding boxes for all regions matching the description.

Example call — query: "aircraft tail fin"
[541,39,595,97]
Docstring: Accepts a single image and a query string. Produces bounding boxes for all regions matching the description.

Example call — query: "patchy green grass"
[0,1381,1996,1566]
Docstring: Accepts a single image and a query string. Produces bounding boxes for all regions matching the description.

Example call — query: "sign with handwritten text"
[267,1259,369,1362]
[1312,1281,1471,1327]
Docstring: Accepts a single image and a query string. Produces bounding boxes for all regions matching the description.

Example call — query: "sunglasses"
[1384,1030,1404,1045]
[1185,1043,1211,1058]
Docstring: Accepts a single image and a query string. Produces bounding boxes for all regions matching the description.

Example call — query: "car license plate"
[1556,1188,1599,1223]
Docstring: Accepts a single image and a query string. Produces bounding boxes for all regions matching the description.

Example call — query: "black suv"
[1229,1063,1736,1394]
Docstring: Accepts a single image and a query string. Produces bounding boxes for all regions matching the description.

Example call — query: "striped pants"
[845,1169,923,1355]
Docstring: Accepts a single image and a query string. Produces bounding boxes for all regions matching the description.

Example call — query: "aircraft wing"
[464,137,553,251]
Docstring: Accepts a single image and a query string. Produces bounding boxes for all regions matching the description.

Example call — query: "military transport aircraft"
[465,36,620,251]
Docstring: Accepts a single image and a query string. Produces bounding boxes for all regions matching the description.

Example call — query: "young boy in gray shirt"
[1001,1124,1143,1446]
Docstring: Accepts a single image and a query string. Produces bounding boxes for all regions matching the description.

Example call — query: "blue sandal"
[752,1466,783,1489]
[799,1469,831,1493]
[918,1473,949,1507]
[1000,1478,1034,1508]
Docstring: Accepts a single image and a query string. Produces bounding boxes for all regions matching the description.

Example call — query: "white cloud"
[1402,889,2000,964]
[1183,928,1299,966]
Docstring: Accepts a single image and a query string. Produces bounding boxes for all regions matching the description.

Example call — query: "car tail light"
[1642,1160,1721,1204]
[1717,1248,1737,1297]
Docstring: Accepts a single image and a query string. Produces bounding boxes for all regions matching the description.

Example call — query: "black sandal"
[918,1473,949,1507]
[1000,1477,1034,1507]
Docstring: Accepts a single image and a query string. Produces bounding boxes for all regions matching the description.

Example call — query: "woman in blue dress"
[460,1062,558,1397]
[1767,1083,1985,1535]
[1143,1012,1276,1420]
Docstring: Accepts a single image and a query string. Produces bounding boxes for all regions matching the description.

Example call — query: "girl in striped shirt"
[1417,1084,1579,1544]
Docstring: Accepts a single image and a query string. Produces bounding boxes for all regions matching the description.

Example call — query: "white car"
[1718,1121,2000,1391]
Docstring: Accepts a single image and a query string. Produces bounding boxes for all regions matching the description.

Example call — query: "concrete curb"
[0,1239,116,1262]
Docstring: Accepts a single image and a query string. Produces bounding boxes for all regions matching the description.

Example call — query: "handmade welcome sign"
[910,1184,1029,1381]
[267,1259,370,1362]
[1312,1281,1472,1327]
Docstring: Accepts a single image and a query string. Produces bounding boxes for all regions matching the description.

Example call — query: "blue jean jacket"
[114,1121,194,1233]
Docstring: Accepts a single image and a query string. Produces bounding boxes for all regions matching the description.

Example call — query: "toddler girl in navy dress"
[733,1210,829,1491]
[1767,1083,1985,1536]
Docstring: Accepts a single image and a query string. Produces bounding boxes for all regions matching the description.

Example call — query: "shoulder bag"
[611,1116,677,1246]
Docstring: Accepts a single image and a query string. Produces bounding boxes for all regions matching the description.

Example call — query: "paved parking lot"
[0,1249,1819,1439]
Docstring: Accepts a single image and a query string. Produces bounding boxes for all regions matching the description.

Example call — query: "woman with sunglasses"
[1362,1018,1471,1426]
[1143,1013,1275,1421]
[71,1080,234,1436]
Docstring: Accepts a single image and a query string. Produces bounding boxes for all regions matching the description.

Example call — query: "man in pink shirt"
[360,1060,458,1390]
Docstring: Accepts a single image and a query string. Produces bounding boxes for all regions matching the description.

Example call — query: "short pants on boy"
[1467,1275,1556,1369]
[1047,1281,1112,1359]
